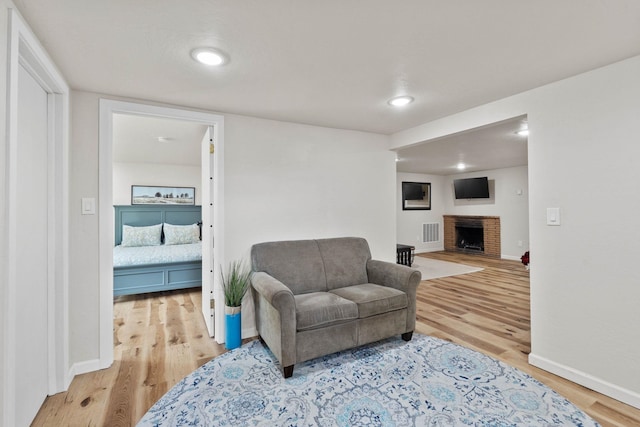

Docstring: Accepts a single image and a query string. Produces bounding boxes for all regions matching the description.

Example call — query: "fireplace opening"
[455,221,484,252]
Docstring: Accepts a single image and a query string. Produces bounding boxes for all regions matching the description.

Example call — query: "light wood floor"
[32,253,640,426]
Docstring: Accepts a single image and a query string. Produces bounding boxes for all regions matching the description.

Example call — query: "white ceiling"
[15,1,640,172]
[113,114,207,166]
[396,116,529,175]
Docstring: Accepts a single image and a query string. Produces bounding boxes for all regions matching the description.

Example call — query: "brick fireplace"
[443,215,501,257]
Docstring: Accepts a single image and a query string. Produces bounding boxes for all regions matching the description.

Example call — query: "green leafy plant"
[221,259,252,307]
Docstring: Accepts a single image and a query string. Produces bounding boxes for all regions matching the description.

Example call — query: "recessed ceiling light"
[388,96,414,107]
[516,128,529,136]
[457,163,466,170]
[191,47,228,66]
[157,137,174,143]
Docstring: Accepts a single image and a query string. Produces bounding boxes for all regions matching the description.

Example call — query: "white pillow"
[121,224,162,247]
[163,223,200,245]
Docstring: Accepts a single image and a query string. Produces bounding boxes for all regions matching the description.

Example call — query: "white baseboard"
[67,358,102,387]
[501,254,521,261]
[242,327,258,339]
[529,353,640,409]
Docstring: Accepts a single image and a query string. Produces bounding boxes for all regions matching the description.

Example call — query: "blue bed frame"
[114,205,202,297]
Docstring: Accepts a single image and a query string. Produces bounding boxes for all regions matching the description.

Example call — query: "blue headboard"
[114,205,202,245]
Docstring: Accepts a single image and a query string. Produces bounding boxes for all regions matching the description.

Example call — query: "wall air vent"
[423,223,440,243]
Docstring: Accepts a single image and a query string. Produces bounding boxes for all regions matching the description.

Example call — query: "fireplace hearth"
[443,215,501,257]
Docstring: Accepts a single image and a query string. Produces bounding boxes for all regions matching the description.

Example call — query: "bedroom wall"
[396,172,446,253]
[112,162,202,206]
[442,166,529,259]
[67,91,395,367]
[391,55,640,407]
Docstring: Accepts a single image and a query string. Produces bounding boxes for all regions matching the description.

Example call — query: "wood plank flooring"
[415,252,640,427]
[32,253,640,426]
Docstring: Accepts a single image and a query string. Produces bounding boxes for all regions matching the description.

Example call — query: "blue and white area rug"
[138,334,599,426]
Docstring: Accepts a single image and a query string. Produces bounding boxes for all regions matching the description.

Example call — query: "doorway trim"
[3,8,70,425]
[98,100,225,369]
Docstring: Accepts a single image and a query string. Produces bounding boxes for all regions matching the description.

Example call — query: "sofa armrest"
[250,272,297,369]
[251,271,295,311]
[366,259,421,293]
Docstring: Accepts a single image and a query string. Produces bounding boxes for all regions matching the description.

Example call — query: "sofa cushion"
[330,284,407,319]
[316,237,371,290]
[251,240,327,294]
[294,292,358,331]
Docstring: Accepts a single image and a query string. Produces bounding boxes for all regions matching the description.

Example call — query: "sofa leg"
[283,365,294,378]
[401,331,413,341]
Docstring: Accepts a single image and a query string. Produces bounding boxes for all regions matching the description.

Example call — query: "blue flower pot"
[225,306,242,350]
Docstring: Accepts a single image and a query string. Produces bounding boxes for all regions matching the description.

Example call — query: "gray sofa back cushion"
[316,237,371,290]
[251,239,327,294]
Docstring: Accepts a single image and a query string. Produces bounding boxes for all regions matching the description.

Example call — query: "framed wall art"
[131,185,195,205]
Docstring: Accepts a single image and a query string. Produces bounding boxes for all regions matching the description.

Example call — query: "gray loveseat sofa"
[250,237,421,377]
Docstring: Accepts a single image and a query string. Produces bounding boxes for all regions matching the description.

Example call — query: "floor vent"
[422,223,440,243]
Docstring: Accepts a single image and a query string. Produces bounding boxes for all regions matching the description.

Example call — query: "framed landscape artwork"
[131,185,195,205]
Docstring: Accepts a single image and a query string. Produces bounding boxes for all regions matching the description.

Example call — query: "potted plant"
[221,259,252,349]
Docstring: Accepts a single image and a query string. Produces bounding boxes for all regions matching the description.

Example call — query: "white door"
[201,127,215,336]
[14,63,50,425]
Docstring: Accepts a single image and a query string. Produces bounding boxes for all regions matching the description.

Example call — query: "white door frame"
[201,127,215,337]
[3,8,70,425]
[98,100,225,368]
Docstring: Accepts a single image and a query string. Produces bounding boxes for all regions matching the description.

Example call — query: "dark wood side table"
[396,244,415,267]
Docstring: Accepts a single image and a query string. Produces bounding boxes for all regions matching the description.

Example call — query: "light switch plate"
[82,197,96,215]
[546,207,560,225]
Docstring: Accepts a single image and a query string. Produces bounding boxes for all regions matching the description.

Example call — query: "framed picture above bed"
[131,185,195,205]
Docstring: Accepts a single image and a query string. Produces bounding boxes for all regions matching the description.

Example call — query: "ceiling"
[15,1,640,172]
[396,116,529,175]
[113,114,207,166]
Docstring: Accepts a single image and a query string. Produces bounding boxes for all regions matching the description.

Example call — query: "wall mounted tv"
[453,177,490,199]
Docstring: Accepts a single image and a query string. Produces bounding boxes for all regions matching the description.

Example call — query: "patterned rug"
[138,334,600,426]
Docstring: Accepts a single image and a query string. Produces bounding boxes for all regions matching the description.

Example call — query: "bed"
[113,205,202,297]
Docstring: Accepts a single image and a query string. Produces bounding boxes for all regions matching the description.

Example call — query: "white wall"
[442,166,529,259]
[0,0,10,417]
[112,162,201,205]
[397,167,529,258]
[222,113,395,262]
[68,91,396,366]
[396,172,446,252]
[69,91,101,364]
[223,114,395,335]
[392,56,640,407]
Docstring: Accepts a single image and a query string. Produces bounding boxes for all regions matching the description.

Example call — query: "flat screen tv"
[453,177,490,199]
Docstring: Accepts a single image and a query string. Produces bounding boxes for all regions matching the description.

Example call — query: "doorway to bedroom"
[111,114,207,293]
[99,100,225,370]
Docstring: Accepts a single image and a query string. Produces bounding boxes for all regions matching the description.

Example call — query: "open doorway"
[394,115,529,261]
[98,100,225,370]
[111,113,207,308]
